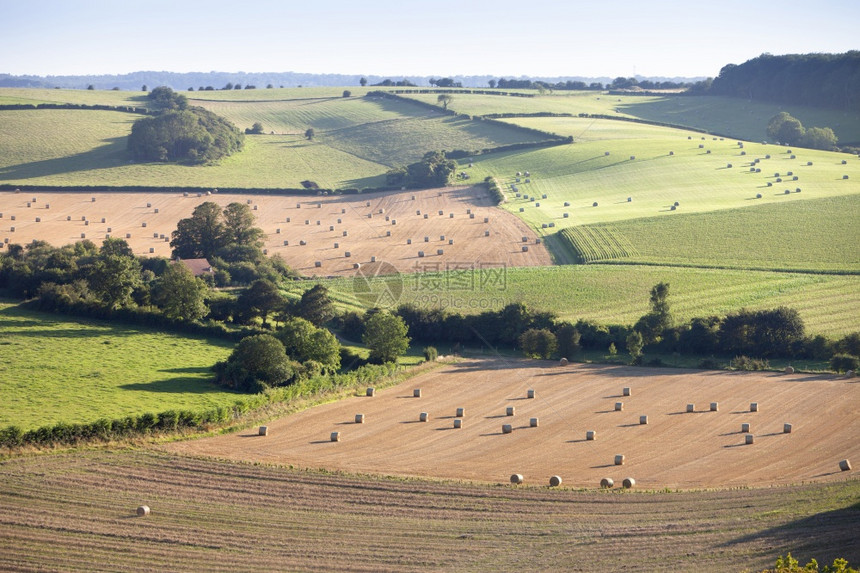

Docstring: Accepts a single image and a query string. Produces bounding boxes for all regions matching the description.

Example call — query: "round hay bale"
[283,240,289,246]
[727,163,732,168]
[355,414,365,424]
[506,406,515,416]
[343,230,348,237]
[623,387,631,397]
[527,389,535,399]
[437,249,444,255]
[627,197,632,202]
[366,387,375,396]
[35,217,40,222]
[559,357,568,366]
[484,230,490,236]
[843,175,849,180]
[640,415,648,425]
[137,505,150,517]
[783,423,792,434]
[330,431,341,442]
[549,475,562,487]
[519,207,524,212]
[756,193,762,199]
[630,155,635,160]
[353,262,360,269]
[750,402,759,412]
[795,188,801,193]
[530,417,539,427]
[593,202,598,207]
[710,402,719,412]
[670,205,677,211]
[686,403,695,413]
[745,434,754,445]
[600,477,614,488]
[839,459,852,472]
[314,261,322,268]
[785,365,795,374]
[615,402,623,411]
[842,160,848,165]
[502,424,513,434]
[510,473,523,484]
[334,242,339,248]
[453,419,463,429]
[807,161,813,166]
[418,251,425,257]
[614,454,625,466]
[586,430,596,441]
[258,426,268,436]
[622,477,635,489]
[767,182,773,187]
[344,251,351,257]
[142,222,147,228]
[669,151,674,156]
[371,256,377,262]
[522,245,529,252]
[91,197,96,202]
[605,151,610,156]
[149,248,154,253]
[741,422,750,433]
[407,238,412,244]
[784,189,791,195]
[456,407,465,417]
[419,412,429,422]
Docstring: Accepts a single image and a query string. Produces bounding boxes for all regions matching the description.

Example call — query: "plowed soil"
[0,186,550,275]
[167,359,860,489]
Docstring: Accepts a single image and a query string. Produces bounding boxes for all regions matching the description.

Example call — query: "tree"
[221,202,265,252]
[635,282,672,345]
[237,279,283,326]
[437,94,453,110]
[276,317,341,371]
[246,122,264,134]
[519,328,558,359]
[215,334,293,391]
[87,85,94,90]
[363,311,410,363]
[127,107,244,164]
[802,126,838,150]
[87,253,142,310]
[360,77,367,87]
[766,112,805,145]
[297,284,334,326]
[99,237,133,258]
[626,331,644,364]
[305,128,315,140]
[488,79,497,89]
[342,90,351,98]
[142,85,148,92]
[555,322,581,358]
[156,263,209,321]
[170,202,226,259]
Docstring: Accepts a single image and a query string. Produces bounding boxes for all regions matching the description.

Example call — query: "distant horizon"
[1,0,857,79]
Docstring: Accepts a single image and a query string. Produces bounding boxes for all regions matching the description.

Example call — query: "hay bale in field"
[283,240,289,246]
[137,505,150,517]
[407,238,412,244]
[414,388,422,398]
[448,239,453,245]
[519,207,524,212]
[329,225,334,231]
[418,251,425,257]
[586,430,596,441]
[844,175,850,180]
[710,402,719,412]
[342,208,346,214]
[456,407,465,417]
[622,478,635,489]
[756,193,762,199]
[91,197,96,202]
[35,217,40,222]
[549,475,562,487]
[300,240,307,246]
[687,403,695,413]
[253,205,258,211]
[698,144,704,149]
[750,402,758,412]
[149,248,154,253]
[785,366,795,374]
[839,459,852,471]
[510,473,523,484]
[615,402,623,411]
[777,178,783,183]
[767,182,773,187]
[314,261,322,268]
[502,424,513,434]
[564,201,570,207]
[371,256,377,263]
[671,205,677,211]
[842,160,848,165]
[630,155,636,160]
[593,202,598,207]
[560,357,568,366]
[454,419,462,429]
[355,414,365,424]
[522,245,529,252]
[605,151,610,156]
[344,251,350,257]
[366,387,375,397]
[807,161,813,166]
[353,262,360,269]
[745,434,754,445]
[783,423,792,433]
[535,202,541,207]
[331,431,341,442]
[530,417,539,428]
[343,230,348,236]
[506,406,515,416]
[126,233,131,239]
[640,415,648,425]
[449,213,454,218]
[614,454,625,466]
[741,422,750,433]
[259,426,268,436]
[485,230,490,236]
[623,387,631,397]
[669,151,674,155]
[45,204,50,209]
[727,163,732,168]
[337,218,342,224]
[600,477,614,488]
[484,217,489,223]
[437,248,444,255]
[527,389,535,399]
[286,217,291,223]
[424,213,429,218]
[740,151,746,155]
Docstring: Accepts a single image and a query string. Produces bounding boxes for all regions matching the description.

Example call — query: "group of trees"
[127,86,244,164]
[486,77,692,92]
[170,201,265,261]
[385,150,457,189]
[766,112,838,150]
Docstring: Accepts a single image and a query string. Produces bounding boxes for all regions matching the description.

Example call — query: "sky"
[1,0,857,79]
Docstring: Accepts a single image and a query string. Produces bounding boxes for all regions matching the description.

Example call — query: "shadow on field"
[722,502,860,564]
[119,376,223,393]
[0,136,128,181]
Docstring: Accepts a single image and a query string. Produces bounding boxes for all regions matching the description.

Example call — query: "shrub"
[698,358,722,370]
[730,355,770,371]
[830,354,859,373]
[423,346,438,362]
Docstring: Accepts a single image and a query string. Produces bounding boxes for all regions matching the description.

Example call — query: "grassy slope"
[0,450,857,572]
[0,302,236,430]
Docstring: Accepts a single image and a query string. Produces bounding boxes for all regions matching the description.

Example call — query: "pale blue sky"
[1,0,857,78]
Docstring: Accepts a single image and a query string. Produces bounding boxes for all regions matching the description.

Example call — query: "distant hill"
[0,71,702,91]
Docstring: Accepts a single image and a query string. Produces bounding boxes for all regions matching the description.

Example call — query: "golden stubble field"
[167,359,860,490]
[0,186,551,275]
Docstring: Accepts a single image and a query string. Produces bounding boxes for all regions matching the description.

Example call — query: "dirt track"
[0,186,551,275]
[167,359,860,489]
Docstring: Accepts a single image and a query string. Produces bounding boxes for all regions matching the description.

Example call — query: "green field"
[0,302,237,430]
[316,264,860,337]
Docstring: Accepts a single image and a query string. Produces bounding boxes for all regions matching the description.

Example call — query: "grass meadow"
[0,301,237,430]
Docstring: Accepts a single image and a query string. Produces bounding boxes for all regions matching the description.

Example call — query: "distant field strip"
[561,225,638,263]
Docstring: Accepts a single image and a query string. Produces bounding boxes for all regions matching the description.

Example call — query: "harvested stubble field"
[1,449,857,572]
[168,359,860,490]
[0,186,551,275]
